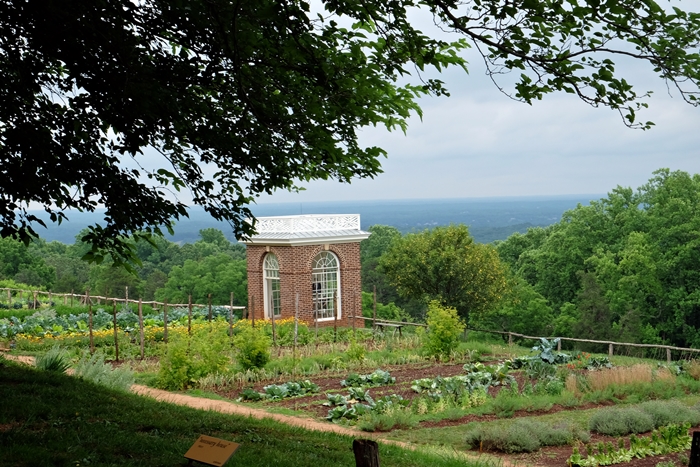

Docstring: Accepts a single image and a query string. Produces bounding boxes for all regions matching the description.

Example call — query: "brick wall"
[246,242,363,327]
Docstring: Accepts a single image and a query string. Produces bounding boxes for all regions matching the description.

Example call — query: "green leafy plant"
[73,351,134,392]
[422,301,465,361]
[261,380,320,400]
[465,418,587,453]
[340,369,395,388]
[589,407,654,436]
[35,345,71,373]
[233,323,271,371]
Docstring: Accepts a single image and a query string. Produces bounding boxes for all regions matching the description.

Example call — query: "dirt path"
[2,353,508,466]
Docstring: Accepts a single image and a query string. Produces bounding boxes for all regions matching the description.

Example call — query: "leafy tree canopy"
[380,224,508,321]
[2,0,700,266]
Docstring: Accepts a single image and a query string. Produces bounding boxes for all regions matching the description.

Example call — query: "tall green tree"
[3,0,700,265]
[380,225,508,322]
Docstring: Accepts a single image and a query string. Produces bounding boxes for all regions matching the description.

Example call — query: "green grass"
[0,357,495,467]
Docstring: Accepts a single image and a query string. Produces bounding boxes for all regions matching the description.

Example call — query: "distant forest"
[3,170,700,349]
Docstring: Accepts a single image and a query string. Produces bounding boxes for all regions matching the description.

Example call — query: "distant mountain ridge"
[28,195,600,245]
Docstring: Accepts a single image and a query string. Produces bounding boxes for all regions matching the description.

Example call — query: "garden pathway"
[2,353,510,466]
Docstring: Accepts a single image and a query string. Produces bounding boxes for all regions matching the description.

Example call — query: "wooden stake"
[163,299,168,344]
[70,289,73,307]
[208,293,212,322]
[373,286,377,330]
[667,348,672,364]
[188,295,192,335]
[32,291,37,309]
[333,291,338,343]
[87,289,94,354]
[352,290,356,336]
[270,297,277,347]
[229,292,234,337]
[138,298,144,360]
[689,431,700,467]
[353,439,380,467]
[609,343,614,358]
[112,299,119,362]
[251,295,255,328]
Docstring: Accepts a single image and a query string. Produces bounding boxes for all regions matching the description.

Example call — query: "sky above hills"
[253,9,700,204]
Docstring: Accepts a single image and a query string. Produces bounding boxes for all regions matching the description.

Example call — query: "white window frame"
[312,251,341,321]
[263,253,281,319]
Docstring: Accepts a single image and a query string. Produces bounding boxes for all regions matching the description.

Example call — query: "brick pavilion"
[242,214,370,326]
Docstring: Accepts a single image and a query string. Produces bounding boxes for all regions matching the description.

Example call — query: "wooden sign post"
[184,435,239,466]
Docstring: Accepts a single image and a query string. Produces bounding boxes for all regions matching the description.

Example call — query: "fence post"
[608,343,614,358]
[138,298,144,360]
[373,286,377,331]
[251,295,255,328]
[352,290,356,337]
[557,339,561,352]
[6,289,10,304]
[70,289,74,307]
[32,291,37,309]
[163,299,168,344]
[294,293,299,351]
[188,295,192,336]
[125,286,128,309]
[353,439,380,467]
[87,289,94,354]
[112,299,119,362]
[63,292,66,305]
[333,291,338,343]
[271,297,277,347]
[229,292,234,338]
[208,293,212,322]
[48,291,52,306]
[690,431,700,467]
[667,348,672,364]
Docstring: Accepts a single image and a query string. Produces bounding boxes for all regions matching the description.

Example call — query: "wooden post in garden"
[70,289,74,307]
[689,431,700,467]
[6,289,10,304]
[251,295,255,328]
[508,333,513,346]
[112,299,119,362]
[63,292,66,305]
[188,295,192,335]
[163,299,168,344]
[270,298,277,347]
[87,289,94,354]
[208,293,212,322]
[352,290,356,337]
[125,286,129,309]
[229,292,234,337]
[609,343,614,358]
[353,439,380,467]
[294,293,299,352]
[48,291,52,306]
[667,348,672,364]
[32,291,37,309]
[333,291,338,342]
[557,339,561,351]
[138,298,145,360]
[373,286,377,330]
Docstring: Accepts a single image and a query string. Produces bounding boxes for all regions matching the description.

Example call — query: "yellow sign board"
[184,435,240,466]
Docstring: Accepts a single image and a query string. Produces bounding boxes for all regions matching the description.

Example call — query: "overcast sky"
[255,6,700,204]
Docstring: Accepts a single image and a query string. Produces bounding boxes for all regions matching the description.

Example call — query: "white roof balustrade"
[241,214,370,246]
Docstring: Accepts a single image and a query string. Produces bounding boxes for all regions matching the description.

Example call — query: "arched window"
[263,253,281,318]
[312,251,340,320]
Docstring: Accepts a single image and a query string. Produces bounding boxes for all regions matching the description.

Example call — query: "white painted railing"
[254,214,361,233]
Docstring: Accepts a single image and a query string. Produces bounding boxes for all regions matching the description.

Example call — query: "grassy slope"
[0,358,493,467]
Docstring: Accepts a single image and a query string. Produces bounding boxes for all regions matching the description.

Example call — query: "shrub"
[465,418,588,453]
[233,322,271,371]
[589,407,655,436]
[638,400,700,427]
[357,409,417,432]
[423,301,465,361]
[73,351,134,391]
[36,345,71,373]
[345,340,367,363]
[158,327,230,390]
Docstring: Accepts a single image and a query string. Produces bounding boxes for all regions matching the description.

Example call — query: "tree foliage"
[498,169,700,347]
[2,0,700,265]
[380,224,508,321]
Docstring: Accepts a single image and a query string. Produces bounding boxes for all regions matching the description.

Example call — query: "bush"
[233,322,271,371]
[423,301,465,361]
[589,407,655,436]
[73,351,134,391]
[465,418,588,453]
[36,345,71,373]
[638,400,700,428]
[158,327,230,390]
